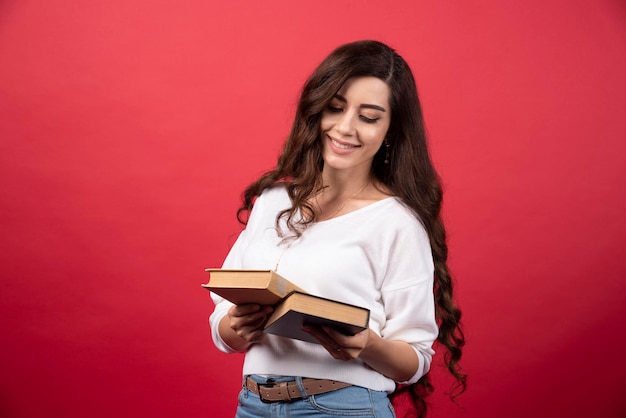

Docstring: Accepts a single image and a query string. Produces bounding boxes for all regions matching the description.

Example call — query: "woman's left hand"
[302,325,370,361]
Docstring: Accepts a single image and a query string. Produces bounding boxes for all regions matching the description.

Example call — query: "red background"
[1,1,625,417]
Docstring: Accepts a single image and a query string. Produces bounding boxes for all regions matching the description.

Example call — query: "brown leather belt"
[245,376,352,403]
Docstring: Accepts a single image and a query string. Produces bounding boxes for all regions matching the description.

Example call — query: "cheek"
[363,127,387,147]
[319,114,334,133]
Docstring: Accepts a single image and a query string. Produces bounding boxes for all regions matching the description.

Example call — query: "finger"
[323,344,352,361]
[237,331,264,343]
[304,326,337,347]
[232,311,268,330]
[248,313,268,328]
[320,326,346,343]
[321,326,362,345]
[236,325,266,343]
[303,326,352,360]
[230,304,262,317]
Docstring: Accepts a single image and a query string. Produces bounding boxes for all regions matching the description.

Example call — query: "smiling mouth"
[330,138,360,149]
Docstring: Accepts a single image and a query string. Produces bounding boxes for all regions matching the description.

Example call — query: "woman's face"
[320,76,391,176]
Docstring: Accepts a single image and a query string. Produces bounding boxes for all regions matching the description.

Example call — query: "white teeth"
[331,139,356,149]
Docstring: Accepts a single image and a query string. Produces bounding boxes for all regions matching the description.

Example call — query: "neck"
[321,167,372,197]
[322,179,371,201]
[314,177,371,222]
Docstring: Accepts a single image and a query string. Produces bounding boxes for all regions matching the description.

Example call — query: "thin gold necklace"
[319,180,370,221]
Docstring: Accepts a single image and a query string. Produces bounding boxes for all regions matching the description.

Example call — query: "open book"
[264,291,370,343]
[203,269,370,343]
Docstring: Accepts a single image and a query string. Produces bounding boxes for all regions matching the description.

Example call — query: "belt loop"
[241,375,250,399]
[295,376,308,399]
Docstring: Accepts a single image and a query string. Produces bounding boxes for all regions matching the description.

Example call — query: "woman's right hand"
[223,304,274,347]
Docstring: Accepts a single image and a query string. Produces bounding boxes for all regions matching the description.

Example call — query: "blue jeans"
[236,375,396,418]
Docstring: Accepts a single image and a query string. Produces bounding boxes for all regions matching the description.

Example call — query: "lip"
[327,135,360,155]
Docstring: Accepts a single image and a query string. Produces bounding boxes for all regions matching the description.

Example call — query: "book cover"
[202,269,306,305]
[263,291,370,344]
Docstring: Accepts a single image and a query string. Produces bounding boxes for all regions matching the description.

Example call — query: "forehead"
[336,76,390,107]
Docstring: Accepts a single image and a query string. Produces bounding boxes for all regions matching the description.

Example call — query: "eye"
[360,115,380,124]
[327,105,343,113]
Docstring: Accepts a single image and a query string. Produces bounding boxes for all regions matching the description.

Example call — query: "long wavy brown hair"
[236,40,466,417]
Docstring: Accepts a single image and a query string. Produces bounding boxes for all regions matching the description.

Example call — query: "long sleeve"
[208,228,246,353]
[208,195,264,353]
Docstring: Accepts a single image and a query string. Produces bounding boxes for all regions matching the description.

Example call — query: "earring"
[384,139,390,164]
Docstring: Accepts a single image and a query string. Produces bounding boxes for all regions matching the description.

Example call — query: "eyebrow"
[334,94,387,112]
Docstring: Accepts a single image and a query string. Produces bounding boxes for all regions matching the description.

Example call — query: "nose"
[335,110,355,136]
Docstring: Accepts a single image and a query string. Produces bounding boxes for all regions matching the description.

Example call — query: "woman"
[209,40,465,417]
